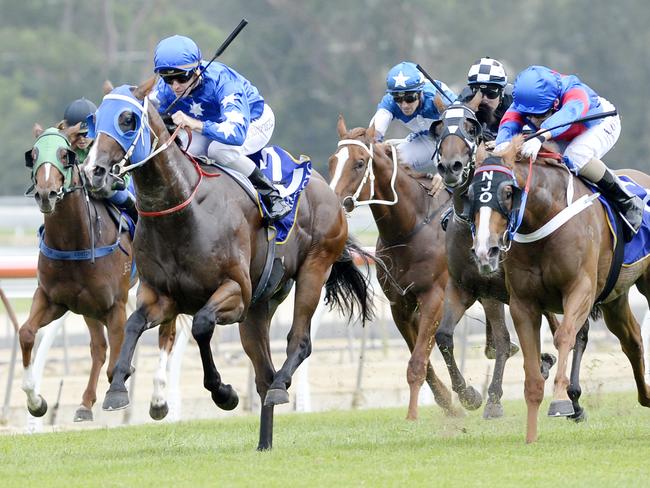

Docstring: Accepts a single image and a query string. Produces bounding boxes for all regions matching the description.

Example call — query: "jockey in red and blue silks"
[370,61,456,174]
[495,65,643,235]
[151,35,290,222]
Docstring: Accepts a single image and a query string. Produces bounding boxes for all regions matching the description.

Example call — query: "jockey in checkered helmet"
[459,57,513,142]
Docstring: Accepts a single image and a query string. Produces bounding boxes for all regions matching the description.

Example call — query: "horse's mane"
[492,135,565,169]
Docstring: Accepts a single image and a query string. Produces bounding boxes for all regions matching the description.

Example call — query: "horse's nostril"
[437,163,446,175]
[93,166,106,178]
[452,161,463,173]
[488,246,500,259]
[34,193,42,202]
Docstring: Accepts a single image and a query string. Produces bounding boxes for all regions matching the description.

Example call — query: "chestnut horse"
[329,116,461,419]
[468,135,650,442]
[83,80,373,450]
[20,125,134,422]
[431,95,577,419]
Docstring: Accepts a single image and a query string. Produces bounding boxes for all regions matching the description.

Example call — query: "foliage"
[1,0,649,195]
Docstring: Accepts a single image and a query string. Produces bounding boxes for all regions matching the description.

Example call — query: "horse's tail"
[325,238,376,326]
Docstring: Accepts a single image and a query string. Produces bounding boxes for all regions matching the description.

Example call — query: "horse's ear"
[32,123,44,138]
[467,90,482,111]
[103,80,114,95]
[366,123,376,142]
[133,76,157,100]
[337,114,347,139]
[433,93,447,114]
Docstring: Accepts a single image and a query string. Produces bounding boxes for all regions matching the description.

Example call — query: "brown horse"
[468,135,650,442]
[82,80,373,450]
[19,125,134,422]
[431,94,572,419]
[329,116,462,419]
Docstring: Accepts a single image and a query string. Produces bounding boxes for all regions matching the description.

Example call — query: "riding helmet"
[63,98,98,131]
[467,57,508,87]
[512,65,562,114]
[153,35,202,73]
[386,61,425,93]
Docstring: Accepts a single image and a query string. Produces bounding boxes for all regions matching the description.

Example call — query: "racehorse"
[19,124,135,422]
[431,94,572,419]
[329,115,461,419]
[82,79,373,450]
[468,135,650,442]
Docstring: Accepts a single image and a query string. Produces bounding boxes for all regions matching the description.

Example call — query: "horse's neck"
[370,161,429,239]
[42,191,95,247]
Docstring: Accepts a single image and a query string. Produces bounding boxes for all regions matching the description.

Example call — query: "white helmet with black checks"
[467,57,508,87]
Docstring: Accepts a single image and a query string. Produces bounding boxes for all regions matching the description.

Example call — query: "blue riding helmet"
[153,35,202,73]
[512,65,561,114]
[386,61,424,93]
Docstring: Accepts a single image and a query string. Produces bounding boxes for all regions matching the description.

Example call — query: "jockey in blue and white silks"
[495,65,643,235]
[369,61,456,173]
[151,34,290,222]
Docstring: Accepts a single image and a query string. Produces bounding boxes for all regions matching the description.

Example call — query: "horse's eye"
[504,188,513,199]
[118,111,136,133]
[353,159,365,170]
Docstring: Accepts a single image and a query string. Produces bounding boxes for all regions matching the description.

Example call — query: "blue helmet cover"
[154,35,202,72]
[386,61,425,93]
[87,85,152,165]
[513,65,561,114]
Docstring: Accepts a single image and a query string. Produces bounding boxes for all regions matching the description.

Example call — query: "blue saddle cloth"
[596,175,650,265]
[249,146,312,243]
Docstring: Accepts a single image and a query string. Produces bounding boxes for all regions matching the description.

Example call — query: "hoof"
[211,384,239,411]
[458,386,482,411]
[27,396,48,418]
[264,388,290,407]
[482,401,504,419]
[73,406,93,422]
[540,353,557,380]
[508,342,520,357]
[484,345,496,360]
[568,406,587,423]
[547,399,574,417]
[149,402,169,420]
[102,388,130,411]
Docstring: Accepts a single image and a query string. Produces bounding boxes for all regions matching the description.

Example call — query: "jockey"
[151,34,291,222]
[370,61,456,173]
[459,57,513,142]
[62,98,138,223]
[495,65,644,234]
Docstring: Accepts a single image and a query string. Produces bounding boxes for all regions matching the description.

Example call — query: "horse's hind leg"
[18,287,66,418]
[74,317,108,422]
[601,294,650,406]
[567,320,589,422]
[435,282,482,413]
[150,318,177,420]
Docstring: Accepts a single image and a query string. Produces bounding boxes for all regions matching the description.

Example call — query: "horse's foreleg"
[482,299,511,419]
[193,279,245,411]
[150,318,177,420]
[18,287,66,417]
[549,284,592,417]
[74,317,108,422]
[435,282,481,414]
[567,320,589,422]
[601,294,650,407]
[509,297,543,443]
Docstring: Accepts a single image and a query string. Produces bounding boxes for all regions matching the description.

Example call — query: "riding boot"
[595,170,644,238]
[248,167,292,222]
[121,193,139,224]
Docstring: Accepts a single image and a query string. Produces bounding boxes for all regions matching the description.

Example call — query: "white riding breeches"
[396,132,437,173]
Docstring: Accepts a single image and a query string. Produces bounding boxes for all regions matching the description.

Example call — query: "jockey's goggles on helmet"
[470,84,502,100]
[159,69,195,85]
[392,91,419,104]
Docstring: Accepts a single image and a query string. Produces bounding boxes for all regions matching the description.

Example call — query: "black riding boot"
[596,170,644,238]
[248,167,291,222]
[121,193,139,224]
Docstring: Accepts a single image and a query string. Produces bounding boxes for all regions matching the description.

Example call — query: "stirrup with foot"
[595,170,644,236]
[248,167,291,223]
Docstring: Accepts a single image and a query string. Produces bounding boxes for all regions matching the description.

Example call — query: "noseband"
[335,138,399,209]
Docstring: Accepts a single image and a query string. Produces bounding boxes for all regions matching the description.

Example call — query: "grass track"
[1,392,649,487]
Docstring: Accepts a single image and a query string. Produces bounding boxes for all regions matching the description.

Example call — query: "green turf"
[1,392,649,487]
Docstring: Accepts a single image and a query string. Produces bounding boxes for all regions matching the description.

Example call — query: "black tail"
[325,238,375,326]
